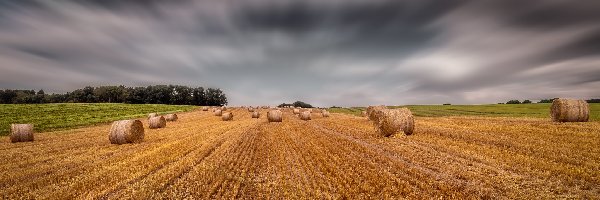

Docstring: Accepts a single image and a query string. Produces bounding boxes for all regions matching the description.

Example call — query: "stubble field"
[1,107,599,199]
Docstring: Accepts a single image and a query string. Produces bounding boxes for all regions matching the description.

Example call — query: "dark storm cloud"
[0,0,599,106]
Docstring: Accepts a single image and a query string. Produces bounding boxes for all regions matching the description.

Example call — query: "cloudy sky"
[1,0,599,106]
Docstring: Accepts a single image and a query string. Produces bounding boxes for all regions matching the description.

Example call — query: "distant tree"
[538,98,556,103]
[278,103,293,108]
[292,101,313,108]
[522,100,532,104]
[443,103,451,105]
[587,99,600,103]
[191,87,205,105]
[506,100,521,104]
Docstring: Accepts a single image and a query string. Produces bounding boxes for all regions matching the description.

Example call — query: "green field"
[0,103,196,136]
[329,103,600,121]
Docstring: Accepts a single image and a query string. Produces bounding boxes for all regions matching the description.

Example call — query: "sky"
[1,0,599,106]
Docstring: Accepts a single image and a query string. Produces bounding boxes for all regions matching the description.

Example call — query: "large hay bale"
[374,108,414,137]
[268,110,283,122]
[148,116,166,129]
[367,105,386,122]
[322,110,330,117]
[109,120,144,144]
[551,99,589,122]
[214,109,222,116]
[148,113,158,119]
[252,111,260,118]
[10,124,34,143]
[300,111,312,121]
[202,107,209,111]
[165,114,178,122]
[222,112,233,121]
[293,108,300,114]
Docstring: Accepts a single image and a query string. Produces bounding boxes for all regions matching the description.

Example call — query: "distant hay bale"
[109,120,144,144]
[221,106,227,111]
[10,124,34,143]
[248,107,255,112]
[322,110,330,117]
[361,111,367,117]
[367,105,386,122]
[165,114,178,122]
[148,116,166,129]
[214,109,222,116]
[551,99,590,122]
[252,111,260,118]
[300,111,312,121]
[293,108,300,114]
[148,113,158,119]
[374,108,414,137]
[202,107,209,111]
[222,112,233,121]
[267,110,283,122]
[212,108,216,112]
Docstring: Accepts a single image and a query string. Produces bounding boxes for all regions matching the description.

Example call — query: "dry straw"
[252,111,260,118]
[148,113,158,119]
[322,110,330,117]
[214,109,223,116]
[300,111,312,121]
[10,124,34,143]
[222,112,234,121]
[367,105,386,122]
[148,116,167,129]
[551,98,589,122]
[109,120,144,144]
[374,108,414,137]
[268,110,283,122]
[165,114,178,122]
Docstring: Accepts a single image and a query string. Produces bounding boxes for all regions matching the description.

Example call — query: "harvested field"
[1,108,599,199]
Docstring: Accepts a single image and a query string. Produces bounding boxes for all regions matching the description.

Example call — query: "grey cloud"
[0,0,599,106]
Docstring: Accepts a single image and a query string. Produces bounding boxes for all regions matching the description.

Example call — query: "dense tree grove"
[278,101,313,108]
[0,85,227,106]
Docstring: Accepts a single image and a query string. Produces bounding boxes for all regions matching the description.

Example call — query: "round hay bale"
[214,109,222,116]
[367,105,386,122]
[10,124,34,143]
[300,111,312,121]
[248,107,255,112]
[252,111,260,118]
[267,110,283,122]
[109,120,144,144]
[222,112,233,121]
[375,108,414,137]
[322,110,330,118]
[148,116,166,129]
[361,111,367,117]
[165,114,178,122]
[221,106,227,111]
[148,113,158,119]
[202,107,209,111]
[551,99,589,122]
[293,108,300,114]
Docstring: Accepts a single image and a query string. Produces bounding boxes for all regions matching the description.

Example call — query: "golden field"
[1,108,599,199]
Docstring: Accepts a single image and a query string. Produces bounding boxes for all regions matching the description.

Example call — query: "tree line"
[278,101,314,108]
[0,85,227,106]
[503,98,599,104]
